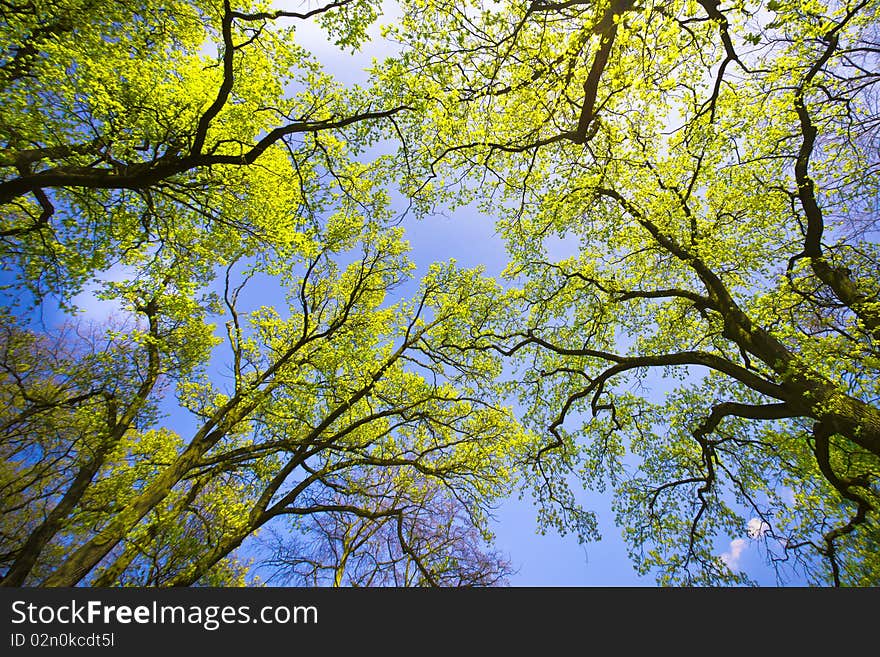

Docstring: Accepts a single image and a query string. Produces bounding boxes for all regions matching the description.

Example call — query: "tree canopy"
[0,0,529,587]
[386,0,880,585]
[2,0,879,586]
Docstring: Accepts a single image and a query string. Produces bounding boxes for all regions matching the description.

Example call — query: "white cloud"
[722,518,771,570]
[721,538,748,570]
[68,263,134,324]
[747,518,770,539]
[272,0,403,85]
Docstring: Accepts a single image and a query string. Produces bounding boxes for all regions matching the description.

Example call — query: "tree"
[256,468,514,587]
[388,0,880,585]
[1,0,403,304]
[0,314,172,585]
[0,0,528,587]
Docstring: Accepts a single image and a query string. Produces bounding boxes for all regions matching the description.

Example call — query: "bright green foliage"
[1,0,390,304]
[387,0,880,585]
[0,0,528,587]
[5,0,880,588]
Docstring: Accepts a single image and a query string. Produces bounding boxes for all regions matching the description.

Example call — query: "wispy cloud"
[272,0,402,85]
[722,518,771,570]
[721,538,748,569]
[67,263,134,324]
